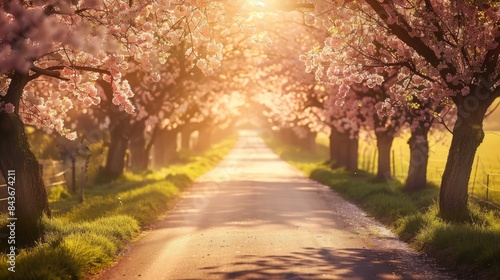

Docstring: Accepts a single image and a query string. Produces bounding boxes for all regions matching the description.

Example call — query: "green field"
[317,130,500,204]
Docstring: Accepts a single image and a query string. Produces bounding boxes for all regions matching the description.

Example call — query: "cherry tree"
[304,0,500,220]
[0,0,261,245]
[245,11,328,151]
[0,0,137,245]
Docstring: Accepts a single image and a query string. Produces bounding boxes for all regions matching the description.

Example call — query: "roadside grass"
[0,136,237,280]
[265,136,500,278]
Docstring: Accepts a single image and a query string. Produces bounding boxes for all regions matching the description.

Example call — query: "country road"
[94,130,456,280]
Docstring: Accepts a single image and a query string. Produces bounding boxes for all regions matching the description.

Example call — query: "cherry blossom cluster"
[304,0,499,116]
[0,0,265,139]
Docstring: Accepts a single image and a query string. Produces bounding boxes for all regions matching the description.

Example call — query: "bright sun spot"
[248,0,266,7]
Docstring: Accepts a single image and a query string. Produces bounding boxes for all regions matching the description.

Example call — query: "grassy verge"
[265,137,500,279]
[0,136,237,280]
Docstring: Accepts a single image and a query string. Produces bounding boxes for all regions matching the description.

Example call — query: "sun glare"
[248,0,266,7]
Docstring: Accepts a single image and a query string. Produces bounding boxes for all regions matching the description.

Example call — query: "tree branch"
[29,66,70,81]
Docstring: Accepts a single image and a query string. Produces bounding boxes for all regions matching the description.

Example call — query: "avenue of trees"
[304,0,499,221]
[0,0,498,245]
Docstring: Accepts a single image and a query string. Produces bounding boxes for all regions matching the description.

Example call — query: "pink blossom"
[66,132,78,140]
[4,103,14,113]
[461,86,470,96]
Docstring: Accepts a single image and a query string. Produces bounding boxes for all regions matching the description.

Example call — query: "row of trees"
[254,0,499,222]
[0,0,258,246]
[0,0,498,245]
[304,0,499,221]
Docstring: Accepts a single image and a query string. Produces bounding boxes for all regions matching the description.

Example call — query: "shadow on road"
[151,179,347,232]
[175,246,412,280]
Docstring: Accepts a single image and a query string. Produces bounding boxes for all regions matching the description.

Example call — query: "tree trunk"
[212,122,235,143]
[103,128,128,179]
[153,129,178,168]
[375,131,394,180]
[439,104,488,221]
[129,131,148,170]
[275,128,295,146]
[301,131,317,154]
[0,72,50,247]
[405,124,430,191]
[329,125,343,168]
[346,133,358,172]
[197,126,212,151]
[99,79,130,179]
[129,121,149,170]
[181,128,191,150]
[330,125,358,171]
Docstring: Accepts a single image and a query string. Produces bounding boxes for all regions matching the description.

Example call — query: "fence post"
[486,173,490,202]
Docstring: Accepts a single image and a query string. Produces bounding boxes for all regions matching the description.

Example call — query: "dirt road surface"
[95,131,456,280]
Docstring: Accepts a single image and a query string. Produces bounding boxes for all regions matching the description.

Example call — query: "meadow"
[317,130,500,205]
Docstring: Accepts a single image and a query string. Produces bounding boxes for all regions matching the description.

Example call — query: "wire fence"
[0,160,71,209]
[477,173,500,204]
[317,131,500,207]
[357,146,500,207]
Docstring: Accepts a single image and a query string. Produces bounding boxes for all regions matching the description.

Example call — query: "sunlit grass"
[0,136,237,279]
[267,139,329,175]
[317,130,500,204]
[266,136,500,278]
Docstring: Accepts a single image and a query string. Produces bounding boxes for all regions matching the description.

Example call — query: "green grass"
[317,130,500,204]
[266,136,500,278]
[0,136,237,279]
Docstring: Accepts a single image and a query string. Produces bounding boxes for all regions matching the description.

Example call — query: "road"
[95,130,454,280]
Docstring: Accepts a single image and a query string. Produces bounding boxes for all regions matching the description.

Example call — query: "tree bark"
[0,72,49,247]
[181,127,191,150]
[99,79,130,179]
[405,124,430,191]
[346,133,359,172]
[281,128,300,146]
[439,104,488,221]
[329,125,343,167]
[197,126,212,151]
[300,131,317,154]
[103,127,128,179]
[153,129,178,168]
[330,125,358,171]
[129,131,148,170]
[375,131,394,180]
[128,121,150,171]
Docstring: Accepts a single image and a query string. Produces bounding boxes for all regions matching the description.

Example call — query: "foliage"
[304,0,500,220]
